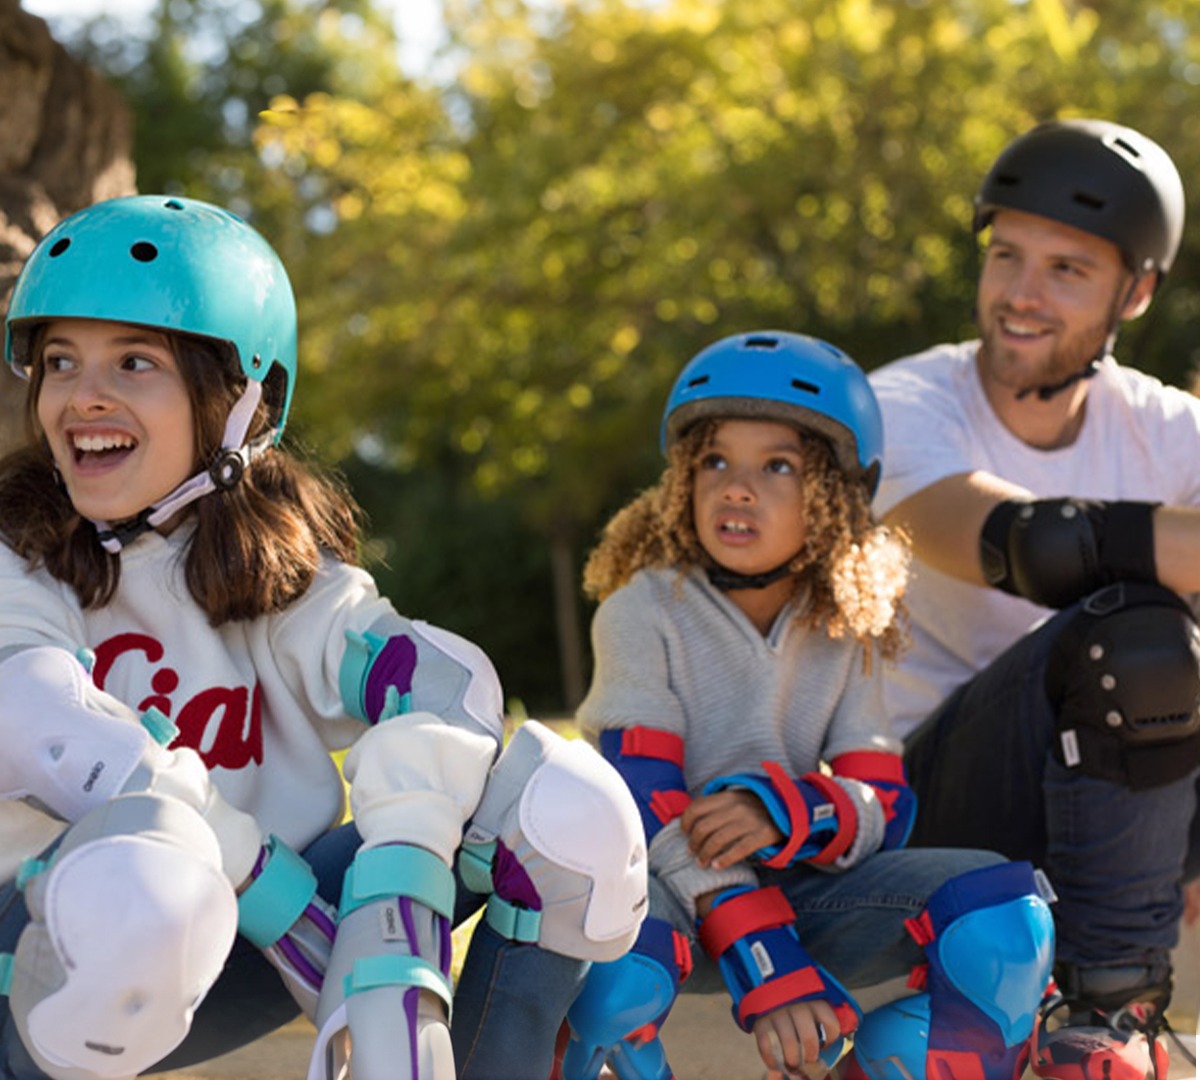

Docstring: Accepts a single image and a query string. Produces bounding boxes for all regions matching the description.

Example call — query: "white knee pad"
[461,721,647,962]
[9,793,238,1080]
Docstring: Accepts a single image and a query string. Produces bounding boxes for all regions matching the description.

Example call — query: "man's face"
[975,208,1134,397]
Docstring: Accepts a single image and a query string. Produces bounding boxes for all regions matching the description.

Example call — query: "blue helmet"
[5,194,297,439]
[660,330,883,494]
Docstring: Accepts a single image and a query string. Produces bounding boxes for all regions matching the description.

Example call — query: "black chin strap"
[706,561,794,592]
[1015,359,1100,401]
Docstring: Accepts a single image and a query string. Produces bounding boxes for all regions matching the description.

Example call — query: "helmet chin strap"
[1014,357,1102,402]
[1011,274,1141,403]
[705,560,795,592]
[92,381,276,554]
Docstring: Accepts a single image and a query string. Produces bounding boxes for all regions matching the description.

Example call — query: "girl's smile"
[36,318,196,526]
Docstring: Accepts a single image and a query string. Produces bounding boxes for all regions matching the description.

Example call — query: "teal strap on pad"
[0,953,13,997]
[16,857,50,891]
[237,836,317,949]
[458,840,496,897]
[485,895,542,944]
[139,705,180,747]
[345,954,453,1013]
[340,844,455,921]
[339,629,387,724]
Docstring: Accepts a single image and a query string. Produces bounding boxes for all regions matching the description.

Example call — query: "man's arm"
[882,471,1034,586]
[888,472,1200,600]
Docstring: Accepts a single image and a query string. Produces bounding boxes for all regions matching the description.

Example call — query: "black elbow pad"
[979,498,1159,608]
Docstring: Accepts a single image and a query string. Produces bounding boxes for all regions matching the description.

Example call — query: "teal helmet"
[5,194,297,438]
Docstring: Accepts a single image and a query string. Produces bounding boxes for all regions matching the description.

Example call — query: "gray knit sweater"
[577,566,899,916]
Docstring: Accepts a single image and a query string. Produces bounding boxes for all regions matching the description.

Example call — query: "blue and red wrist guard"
[704,761,856,868]
[698,884,861,1043]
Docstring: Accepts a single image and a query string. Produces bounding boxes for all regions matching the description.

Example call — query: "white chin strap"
[93,381,275,554]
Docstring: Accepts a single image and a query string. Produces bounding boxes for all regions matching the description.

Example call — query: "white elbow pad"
[0,647,151,822]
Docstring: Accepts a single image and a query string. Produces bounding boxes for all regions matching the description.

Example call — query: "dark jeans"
[903,596,1198,975]
[0,823,585,1080]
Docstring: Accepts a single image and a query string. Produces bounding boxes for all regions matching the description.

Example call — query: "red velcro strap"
[761,761,812,869]
[832,1001,860,1035]
[907,962,929,991]
[673,930,693,984]
[905,911,935,947]
[648,789,691,824]
[829,750,907,784]
[621,727,685,766]
[628,1022,659,1045]
[927,1049,988,1080]
[698,885,795,960]
[736,967,826,1029]
[803,772,857,866]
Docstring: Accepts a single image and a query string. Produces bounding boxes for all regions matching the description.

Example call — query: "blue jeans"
[903,593,1199,976]
[654,846,1005,995]
[0,823,585,1080]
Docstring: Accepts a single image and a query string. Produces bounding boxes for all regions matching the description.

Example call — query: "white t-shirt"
[869,340,1200,738]
[0,525,503,881]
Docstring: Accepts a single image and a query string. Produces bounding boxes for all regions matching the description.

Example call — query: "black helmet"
[974,119,1185,282]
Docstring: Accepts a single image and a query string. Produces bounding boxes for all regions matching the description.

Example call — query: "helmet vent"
[130,242,159,263]
[1072,190,1106,211]
[791,378,820,396]
[164,199,185,211]
[49,239,71,258]
[685,375,710,389]
[744,336,779,349]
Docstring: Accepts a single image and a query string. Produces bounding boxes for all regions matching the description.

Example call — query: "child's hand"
[680,789,783,869]
[753,997,843,1077]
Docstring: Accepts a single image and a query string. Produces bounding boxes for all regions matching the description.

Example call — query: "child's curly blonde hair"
[583,419,910,660]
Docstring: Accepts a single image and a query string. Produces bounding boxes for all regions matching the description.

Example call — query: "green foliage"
[64,0,1200,708]
[63,0,400,197]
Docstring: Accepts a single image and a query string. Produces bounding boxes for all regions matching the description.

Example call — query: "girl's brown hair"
[0,327,361,625]
[583,419,910,658]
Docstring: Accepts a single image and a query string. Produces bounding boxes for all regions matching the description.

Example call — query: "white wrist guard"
[342,711,498,862]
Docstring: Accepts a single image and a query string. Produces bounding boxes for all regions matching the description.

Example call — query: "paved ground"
[157,922,1200,1079]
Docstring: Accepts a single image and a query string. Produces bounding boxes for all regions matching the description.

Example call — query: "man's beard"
[977,305,1114,398]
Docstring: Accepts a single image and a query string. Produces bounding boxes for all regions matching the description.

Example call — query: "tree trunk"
[0,0,135,453]
[550,524,586,713]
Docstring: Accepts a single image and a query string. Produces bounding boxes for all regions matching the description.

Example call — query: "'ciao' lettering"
[92,632,264,771]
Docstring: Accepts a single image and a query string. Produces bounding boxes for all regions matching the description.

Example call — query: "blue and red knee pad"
[844,861,1055,1080]
[561,916,693,1080]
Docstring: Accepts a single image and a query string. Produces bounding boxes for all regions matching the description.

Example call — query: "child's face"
[691,418,808,576]
[36,318,196,525]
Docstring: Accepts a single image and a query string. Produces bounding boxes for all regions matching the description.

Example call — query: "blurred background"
[3,0,1200,719]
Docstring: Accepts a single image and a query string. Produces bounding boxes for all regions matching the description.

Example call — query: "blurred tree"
[60,0,402,200]
[57,0,1200,711]
[254,0,1200,708]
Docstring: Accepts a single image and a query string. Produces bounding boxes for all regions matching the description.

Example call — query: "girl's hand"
[680,789,783,869]
[753,997,842,1077]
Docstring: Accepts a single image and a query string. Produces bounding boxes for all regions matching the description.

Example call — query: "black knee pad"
[1046,583,1200,789]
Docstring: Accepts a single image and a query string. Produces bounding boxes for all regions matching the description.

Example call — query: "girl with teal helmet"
[0,196,644,1080]
[5,195,298,554]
